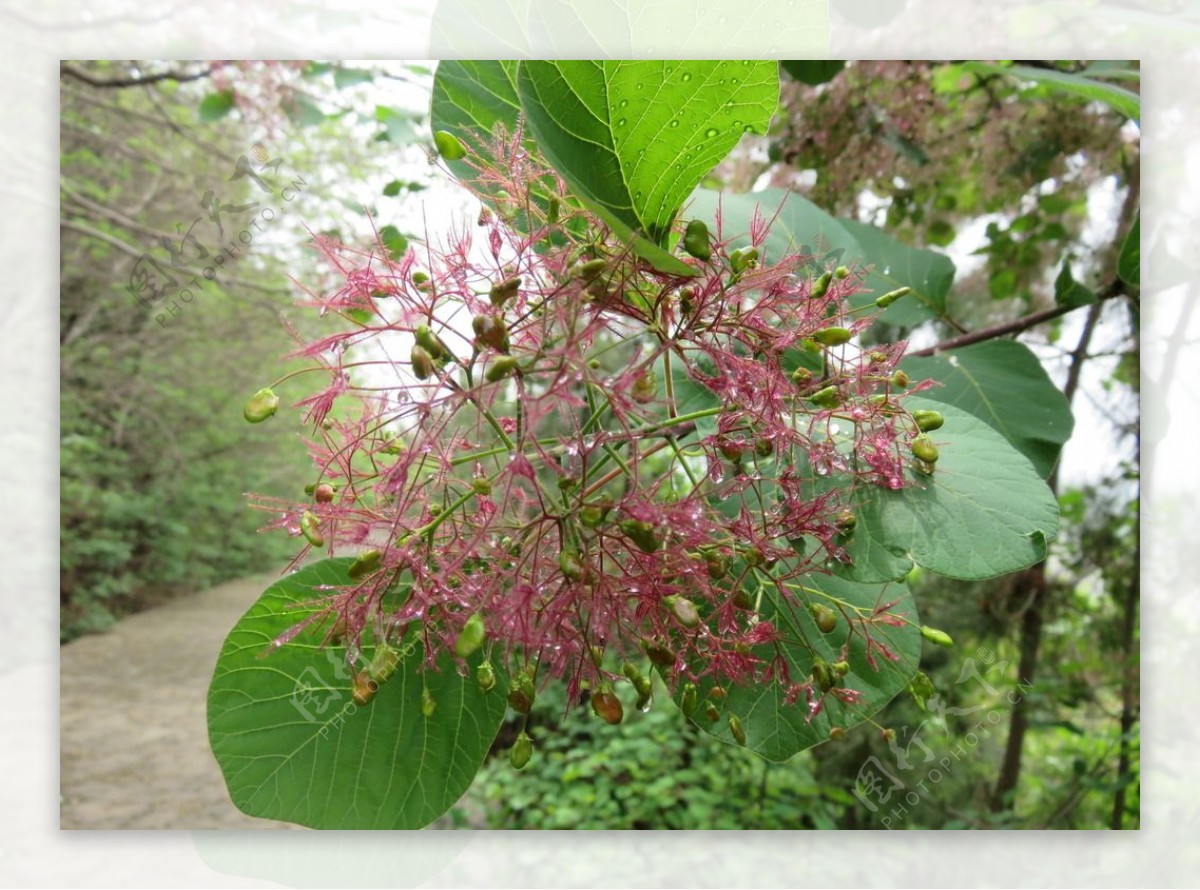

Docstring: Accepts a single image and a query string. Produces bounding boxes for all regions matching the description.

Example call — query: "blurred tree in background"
[59,61,433,639]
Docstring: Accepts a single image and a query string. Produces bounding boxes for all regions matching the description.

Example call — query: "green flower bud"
[580,499,613,529]
[912,409,945,432]
[368,644,401,684]
[414,324,446,360]
[682,219,712,261]
[729,246,759,275]
[891,370,910,389]
[476,661,497,693]
[300,511,324,547]
[809,385,841,409]
[455,612,486,658]
[911,434,939,464]
[546,195,560,224]
[313,482,336,504]
[679,286,697,315]
[631,370,657,404]
[243,387,279,423]
[559,550,588,582]
[433,130,467,160]
[835,510,857,532]
[728,714,747,746]
[471,475,492,496]
[666,596,701,628]
[622,663,650,695]
[881,727,897,743]
[704,551,728,580]
[644,641,675,669]
[829,726,846,740]
[574,258,608,283]
[591,690,624,725]
[920,625,954,647]
[704,702,720,723]
[755,438,775,458]
[348,548,382,580]
[809,603,838,634]
[811,659,836,693]
[472,314,510,353]
[485,355,518,383]
[507,670,535,714]
[831,660,850,677]
[908,670,936,710]
[351,670,377,706]
[718,438,745,462]
[791,366,814,386]
[510,731,533,770]
[732,589,754,610]
[680,682,698,717]
[810,270,833,299]
[421,686,436,717]
[411,271,430,287]
[410,345,435,380]
[834,265,851,279]
[619,519,662,554]
[875,286,911,309]
[488,276,522,308]
[811,326,853,347]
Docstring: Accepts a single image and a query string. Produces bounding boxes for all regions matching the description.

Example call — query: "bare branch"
[60,62,212,89]
[908,280,1127,357]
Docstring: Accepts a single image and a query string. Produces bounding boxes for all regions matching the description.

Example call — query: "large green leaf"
[839,218,956,328]
[677,574,921,762]
[516,60,779,245]
[899,340,1074,478]
[835,398,1059,583]
[430,60,522,166]
[207,558,507,829]
[686,187,863,271]
[963,62,1141,122]
[431,60,693,275]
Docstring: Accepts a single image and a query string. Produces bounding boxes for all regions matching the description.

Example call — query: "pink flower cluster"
[255,135,930,716]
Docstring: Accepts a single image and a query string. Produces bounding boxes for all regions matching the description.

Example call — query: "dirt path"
[60,574,303,829]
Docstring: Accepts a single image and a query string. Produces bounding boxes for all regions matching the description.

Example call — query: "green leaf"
[378,224,408,260]
[382,180,404,197]
[333,67,375,90]
[686,187,863,272]
[198,90,235,122]
[207,558,507,829]
[430,60,522,168]
[375,105,421,144]
[1119,212,1140,288]
[899,340,1075,478]
[837,398,1059,582]
[1053,259,1097,309]
[963,62,1140,122]
[679,574,921,762]
[516,61,779,245]
[840,219,955,327]
[781,60,846,86]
